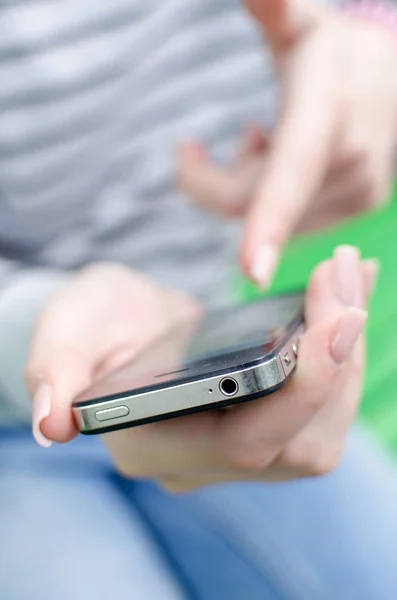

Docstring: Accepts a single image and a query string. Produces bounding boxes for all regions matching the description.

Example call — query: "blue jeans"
[1,427,397,600]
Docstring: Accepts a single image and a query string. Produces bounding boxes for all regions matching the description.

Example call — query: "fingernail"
[251,244,278,290]
[362,258,380,300]
[333,245,361,306]
[32,383,52,448]
[330,307,367,365]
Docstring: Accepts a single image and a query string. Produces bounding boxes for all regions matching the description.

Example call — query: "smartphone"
[73,290,305,435]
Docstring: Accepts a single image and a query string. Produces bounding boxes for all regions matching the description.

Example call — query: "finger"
[318,155,389,215]
[25,272,120,445]
[177,141,234,214]
[244,0,325,51]
[294,180,374,234]
[27,348,92,447]
[158,472,256,493]
[26,336,95,446]
[219,249,366,471]
[106,250,366,479]
[178,126,268,217]
[161,249,368,488]
[241,45,340,288]
[158,466,306,493]
[26,270,199,447]
[178,143,264,217]
[234,125,269,165]
[306,245,363,324]
[219,308,365,473]
[241,139,368,235]
[294,148,385,234]
[103,410,226,478]
[276,291,368,475]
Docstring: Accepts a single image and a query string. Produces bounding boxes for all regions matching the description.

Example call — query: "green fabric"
[235,183,397,456]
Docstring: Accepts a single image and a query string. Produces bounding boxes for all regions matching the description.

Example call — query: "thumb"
[244,0,323,50]
[26,345,93,447]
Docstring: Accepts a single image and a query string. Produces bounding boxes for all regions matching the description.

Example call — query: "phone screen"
[185,291,304,363]
[75,291,304,404]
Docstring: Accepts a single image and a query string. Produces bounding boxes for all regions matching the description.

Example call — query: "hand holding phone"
[73,292,304,434]
[26,248,371,491]
[100,248,369,491]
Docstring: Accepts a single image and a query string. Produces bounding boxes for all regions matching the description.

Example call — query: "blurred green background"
[235,183,397,457]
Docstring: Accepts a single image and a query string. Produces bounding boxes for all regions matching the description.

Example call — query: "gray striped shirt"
[0,0,338,420]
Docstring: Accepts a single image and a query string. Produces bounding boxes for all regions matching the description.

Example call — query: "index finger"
[241,42,340,288]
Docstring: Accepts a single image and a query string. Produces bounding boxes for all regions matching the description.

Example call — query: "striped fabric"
[0,0,340,419]
[0,0,280,301]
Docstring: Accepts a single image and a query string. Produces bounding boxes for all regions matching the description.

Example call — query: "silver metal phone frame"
[73,326,303,434]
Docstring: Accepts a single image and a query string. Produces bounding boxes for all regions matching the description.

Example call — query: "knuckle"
[114,460,151,480]
[359,176,378,208]
[109,452,149,479]
[300,388,327,415]
[283,438,341,477]
[348,145,369,167]
[307,259,334,298]
[309,450,341,477]
[223,199,245,218]
[282,439,314,471]
[344,146,382,208]
[344,136,370,167]
[224,439,271,473]
[24,361,45,394]
[113,461,135,479]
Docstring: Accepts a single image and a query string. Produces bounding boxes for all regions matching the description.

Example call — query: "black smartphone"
[73,290,305,434]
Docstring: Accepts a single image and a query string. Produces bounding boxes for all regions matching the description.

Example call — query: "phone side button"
[95,406,130,422]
